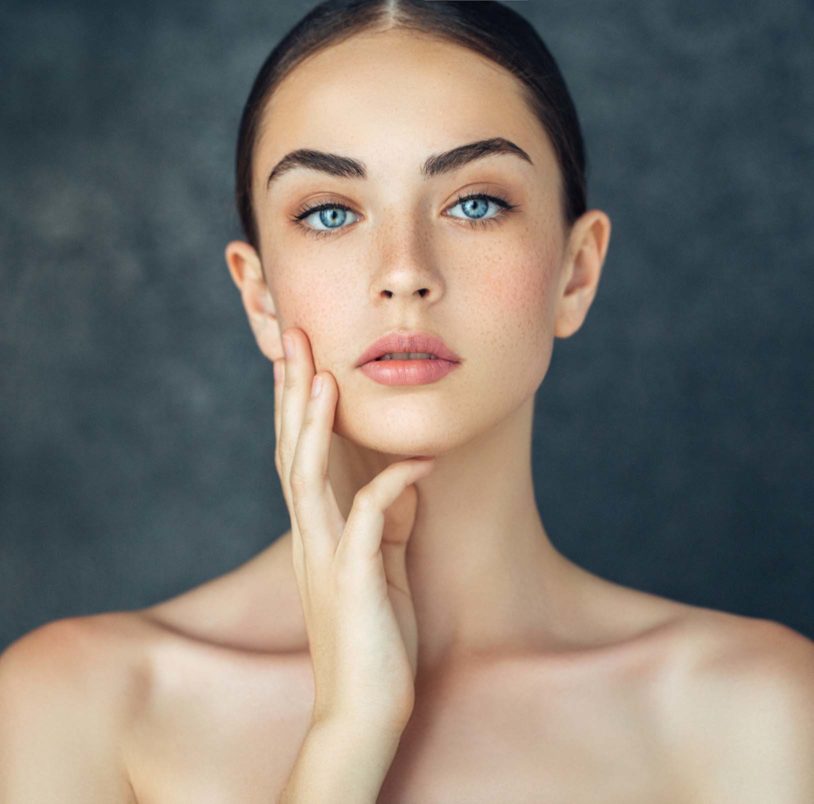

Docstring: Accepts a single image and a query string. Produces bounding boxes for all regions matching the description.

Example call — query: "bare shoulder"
[0,611,152,803]
[141,531,306,653]
[665,608,814,802]
[0,539,307,804]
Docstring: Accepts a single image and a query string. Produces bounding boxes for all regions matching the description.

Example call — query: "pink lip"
[360,357,460,386]
[355,330,462,367]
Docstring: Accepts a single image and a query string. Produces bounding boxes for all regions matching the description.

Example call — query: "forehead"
[254,29,556,190]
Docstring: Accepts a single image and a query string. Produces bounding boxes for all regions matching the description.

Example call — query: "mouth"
[356,330,462,367]
[373,352,442,362]
[359,353,460,386]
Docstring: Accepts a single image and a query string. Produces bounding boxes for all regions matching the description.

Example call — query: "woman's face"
[250,29,575,457]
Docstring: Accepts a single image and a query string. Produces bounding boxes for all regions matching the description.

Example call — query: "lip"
[359,357,460,386]
[355,330,462,367]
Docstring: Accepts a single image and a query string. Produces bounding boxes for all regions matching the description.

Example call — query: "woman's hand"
[273,327,434,735]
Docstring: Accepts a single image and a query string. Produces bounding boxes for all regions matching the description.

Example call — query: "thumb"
[380,482,420,599]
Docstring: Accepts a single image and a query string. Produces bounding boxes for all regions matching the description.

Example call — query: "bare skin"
[53,533,807,803]
[227,26,616,683]
[3,24,813,804]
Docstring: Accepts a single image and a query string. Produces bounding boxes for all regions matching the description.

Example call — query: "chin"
[333,414,462,459]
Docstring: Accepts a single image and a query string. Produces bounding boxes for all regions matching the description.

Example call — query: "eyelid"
[290,190,518,237]
[446,191,514,217]
[293,191,510,218]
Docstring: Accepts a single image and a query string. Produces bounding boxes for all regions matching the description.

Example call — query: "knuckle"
[277,447,290,477]
[290,493,310,532]
[289,467,309,491]
[302,406,319,429]
[352,486,376,511]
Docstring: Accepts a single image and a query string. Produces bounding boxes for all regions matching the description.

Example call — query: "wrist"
[311,712,407,749]
[279,717,404,803]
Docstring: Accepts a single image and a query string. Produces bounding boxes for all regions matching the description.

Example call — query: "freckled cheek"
[272,270,352,362]
[480,257,552,331]
[272,266,324,316]
[473,255,557,385]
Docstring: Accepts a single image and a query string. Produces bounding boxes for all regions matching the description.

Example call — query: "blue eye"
[291,192,518,239]
[292,204,360,236]
[447,194,510,224]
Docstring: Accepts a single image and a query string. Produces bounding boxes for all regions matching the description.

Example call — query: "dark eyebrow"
[265,136,533,191]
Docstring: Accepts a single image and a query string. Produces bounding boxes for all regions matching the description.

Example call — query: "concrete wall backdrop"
[2,0,812,651]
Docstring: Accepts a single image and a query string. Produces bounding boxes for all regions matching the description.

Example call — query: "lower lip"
[359,358,460,385]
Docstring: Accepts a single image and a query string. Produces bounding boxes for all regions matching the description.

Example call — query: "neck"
[327,395,584,677]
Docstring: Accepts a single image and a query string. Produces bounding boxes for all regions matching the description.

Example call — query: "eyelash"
[289,192,518,240]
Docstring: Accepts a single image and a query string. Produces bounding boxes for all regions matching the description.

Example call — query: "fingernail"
[311,374,323,398]
[283,333,295,359]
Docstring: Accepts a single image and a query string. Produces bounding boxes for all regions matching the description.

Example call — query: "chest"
[378,666,680,803]
[126,652,686,804]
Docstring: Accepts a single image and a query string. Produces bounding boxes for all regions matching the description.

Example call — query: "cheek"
[475,237,559,336]
[271,266,356,364]
[485,259,548,315]
[469,238,561,387]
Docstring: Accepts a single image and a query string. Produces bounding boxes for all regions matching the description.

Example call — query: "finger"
[273,358,306,582]
[339,459,436,565]
[380,483,420,600]
[278,328,316,506]
[273,358,285,474]
[272,358,303,577]
[290,371,344,561]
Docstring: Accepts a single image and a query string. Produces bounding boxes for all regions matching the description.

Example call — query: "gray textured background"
[2,0,812,652]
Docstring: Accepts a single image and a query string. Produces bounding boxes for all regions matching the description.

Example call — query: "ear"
[224,240,284,362]
[553,209,612,339]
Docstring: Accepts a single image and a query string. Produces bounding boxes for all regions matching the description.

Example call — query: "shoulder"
[0,612,150,803]
[141,532,307,653]
[667,611,814,802]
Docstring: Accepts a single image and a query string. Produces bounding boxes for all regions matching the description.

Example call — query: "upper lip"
[356,330,462,366]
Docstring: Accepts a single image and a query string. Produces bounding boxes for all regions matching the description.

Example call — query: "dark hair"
[233,0,587,255]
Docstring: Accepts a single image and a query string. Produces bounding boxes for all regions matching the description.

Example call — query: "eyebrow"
[265,136,533,192]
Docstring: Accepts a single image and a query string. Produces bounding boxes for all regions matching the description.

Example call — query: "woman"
[2,1,812,801]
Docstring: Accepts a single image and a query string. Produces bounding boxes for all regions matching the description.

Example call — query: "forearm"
[278,718,403,803]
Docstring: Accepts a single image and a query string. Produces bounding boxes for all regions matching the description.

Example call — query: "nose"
[369,220,442,303]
